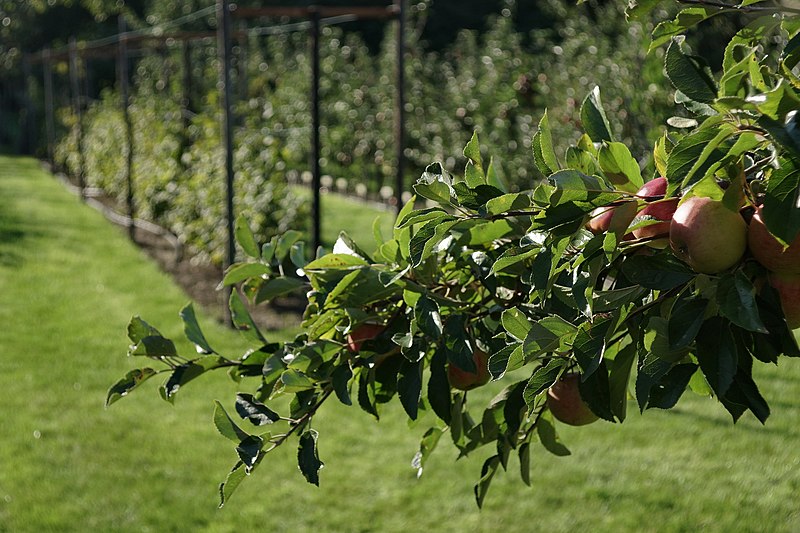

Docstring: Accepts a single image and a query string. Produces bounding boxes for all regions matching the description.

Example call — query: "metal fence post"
[69,37,86,200]
[310,8,322,254]
[118,15,135,240]
[394,0,406,213]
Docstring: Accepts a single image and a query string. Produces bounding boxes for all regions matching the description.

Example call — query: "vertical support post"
[310,8,322,254]
[238,20,249,104]
[22,54,35,155]
[181,40,193,134]
[217,0,236,323]
[394,0,406,213]
[119,15,135,240]
[69,37,86,199]
[43,48,56,167]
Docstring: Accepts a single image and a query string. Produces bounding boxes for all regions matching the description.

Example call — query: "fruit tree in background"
[108,0,800,507]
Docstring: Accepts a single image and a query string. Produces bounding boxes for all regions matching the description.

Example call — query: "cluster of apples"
[587,177,800,329]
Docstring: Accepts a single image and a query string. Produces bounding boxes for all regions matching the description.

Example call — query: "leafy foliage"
[109,0,800,509]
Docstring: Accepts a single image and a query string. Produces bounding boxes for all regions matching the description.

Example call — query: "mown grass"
[1,155,800,532]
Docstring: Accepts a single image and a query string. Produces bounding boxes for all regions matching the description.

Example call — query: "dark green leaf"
[716,272,768,333]
[105,368,157,406]
[129,335,177,358]
[179,303,216,354]
[443,315,476,373]
[428,349,452,424]
[235,393,280,426]
[665,37,718,103]
[415,294,443,338]
[537,411,571,456]
[127,316,161,344]
[532,110,559,176]
[646,363,697,409]
[696,317,738,397]
[236,435,263,471]
[331,364,353,406]
[636,352,673,412]
[304,253,369,270]
[620,254,694,290]
[668,294,708,350]
[297,430,324,486]
[577,361,616,422]
[580,86,614,143]
[573,317,614,378]
[275,230,303,262]
[761,158,800,245]
[501,307,531,342]
[398,360,422,420]
[474,455,501,509]
[518,443,532,486]
[608,344,636,422]
[161,356,226,402]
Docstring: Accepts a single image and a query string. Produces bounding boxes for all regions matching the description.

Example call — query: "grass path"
[1,156,800,532]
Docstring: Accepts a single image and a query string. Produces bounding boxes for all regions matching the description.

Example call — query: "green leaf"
[577,361,616,422]
[573,317,614,378]
[474,455,501,509]
[443,315,476,373]
[179,303,216,354]
[665,124,727,192]
[236,435,264,471]
[297,430,324,486]
[235,215,259,258]
[665,37,718,104]
[491,245,540,274]
[523,317,578,360]
[213,400,252,443]
[635,352,673,412]
[254,277,306,304]
[160,356,226,402]
[716,272,768,333]
[463,131,484,183]
[275,230,304,262]
[608,344,636,422]
[428,350,452,424]
[127,316,161,344]
[532,110,559,176]
[221,262,271,287]
[484,193,532,215]
[129,335,178,358]
[501,307,532,342]
[235,393,280,426]
[668,294,708,350]
[409,218,459,266]
[598,142,644,192]
[105,368,157,406]
[396,206,450,228]
[411,427,443,478]
[650,7,720,52]
[696,317,738,397]
[218,461,247,508]
[414,163,456,205]
[304,253,369,270]
[620,254,694,290]
[761,158,800,245]
[415,294,443,338]
[580,86,614,143]
[518,443,532,486]
[398,359,422,420]
[229,291,267,345]
[523,359,566,411]
[537,411,571,456]
[646,363,697,410]
[280,369,315,393]
[331,364,353,406]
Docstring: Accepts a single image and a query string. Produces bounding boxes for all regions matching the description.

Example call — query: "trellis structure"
[26,2,408,321]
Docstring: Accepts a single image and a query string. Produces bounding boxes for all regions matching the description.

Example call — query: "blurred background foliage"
[1,0,739,263]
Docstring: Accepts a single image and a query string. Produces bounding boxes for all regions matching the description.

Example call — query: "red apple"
[748,209,800,275]
[586,201,638,235]
[768,272,800,329]
[546,373,599,426]
[631,177,679,245]
[669,196,747,274]
[346,323,386,353]
[447,349,491,391]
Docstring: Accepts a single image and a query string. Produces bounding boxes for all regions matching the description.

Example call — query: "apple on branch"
[748,209,800,276]
[586,201,638,236]
[631,177,679,247]
[767,272,800,330]
[546,373,599,426]
[447,349,491,391]
[669,196,747,274]
[346,323,387,353]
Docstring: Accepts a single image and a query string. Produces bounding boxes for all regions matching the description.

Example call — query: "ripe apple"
[631,177,679,245]
[669,196,747,274]
[768,272,800,329]
[586,201,638,235]
[748,209,800,275]
[447,349,491,391]
[546,373,599,426]
[346,323,386,353]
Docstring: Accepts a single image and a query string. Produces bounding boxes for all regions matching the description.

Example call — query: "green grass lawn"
[2,155,800,532]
